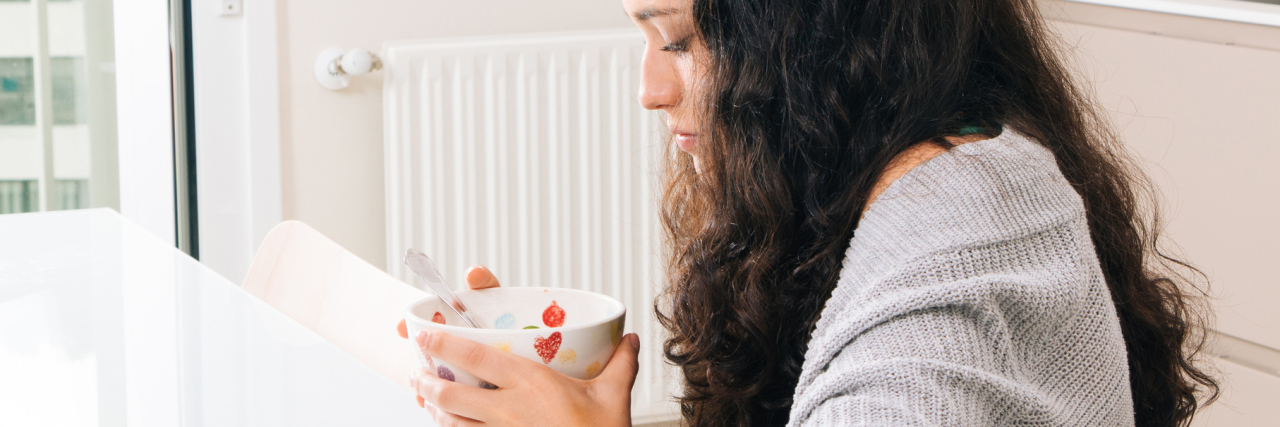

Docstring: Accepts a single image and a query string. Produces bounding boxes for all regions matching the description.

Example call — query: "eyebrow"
[633,7,681,21]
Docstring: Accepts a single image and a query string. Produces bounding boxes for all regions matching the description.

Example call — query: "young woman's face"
[624,0,704,169]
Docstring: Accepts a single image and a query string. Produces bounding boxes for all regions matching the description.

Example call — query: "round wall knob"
[314,47,350,90]
[314,47,383,91]
[340,48,376,75]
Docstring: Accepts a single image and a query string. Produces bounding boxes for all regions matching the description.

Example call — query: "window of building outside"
[0,0,117,215]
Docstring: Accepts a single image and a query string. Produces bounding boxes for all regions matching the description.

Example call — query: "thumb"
[396,319,408,339]
[597,333,641,388]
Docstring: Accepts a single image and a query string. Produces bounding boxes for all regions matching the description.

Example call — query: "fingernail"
[466,265,487,282]
[628,333,640,350]
[416,330,430,347]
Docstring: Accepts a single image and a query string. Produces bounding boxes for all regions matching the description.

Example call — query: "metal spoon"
[404,249,481,328]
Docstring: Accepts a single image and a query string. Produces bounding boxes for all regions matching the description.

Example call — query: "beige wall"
[278,0,634,270]
[1045,7,1280,352]
[1045,3,1280,423]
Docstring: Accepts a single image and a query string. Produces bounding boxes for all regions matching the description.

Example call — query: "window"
[0,0,116,215]
[0,178,87,214]
[0,58,35,125]
[0,180,37,213]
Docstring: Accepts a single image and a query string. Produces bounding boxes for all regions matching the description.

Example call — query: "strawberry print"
[437,365,455,382]
[542,301,565,327]
[431,312,446,324]
[585,361,602,379]
[479,380,498,390]
[533,332,562,364]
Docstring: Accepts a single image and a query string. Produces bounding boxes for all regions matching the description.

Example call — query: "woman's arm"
[793,306,1035,426]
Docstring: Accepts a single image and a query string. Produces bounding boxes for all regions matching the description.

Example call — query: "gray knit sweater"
[788,129,1134,426]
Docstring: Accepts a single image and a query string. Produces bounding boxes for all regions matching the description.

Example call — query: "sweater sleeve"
[797,304,1046,426]
[789,131,1133,426]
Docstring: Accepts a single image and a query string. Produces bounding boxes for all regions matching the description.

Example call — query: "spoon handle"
[404,249,481,328]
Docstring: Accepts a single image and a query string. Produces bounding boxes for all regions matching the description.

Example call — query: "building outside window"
[0,0,116,215]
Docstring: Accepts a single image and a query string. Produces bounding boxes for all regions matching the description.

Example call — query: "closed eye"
[660,37,690,53]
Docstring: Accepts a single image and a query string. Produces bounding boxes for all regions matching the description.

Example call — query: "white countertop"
[0,209,430,426]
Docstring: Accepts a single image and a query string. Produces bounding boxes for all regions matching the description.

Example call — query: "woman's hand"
[396,265,504,407]
[396,265,501,339]
[411,328,640,426]
[394,265,639,426]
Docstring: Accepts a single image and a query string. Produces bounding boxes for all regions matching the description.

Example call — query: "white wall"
[278,0,635,270]
[0,1,88,57]
[1045,0,1280,353]
[1044,1,1280,423]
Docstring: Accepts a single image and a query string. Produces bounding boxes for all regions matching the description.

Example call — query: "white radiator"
[381,29,678,422]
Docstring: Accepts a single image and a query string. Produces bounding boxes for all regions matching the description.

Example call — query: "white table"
[0,209,429,426]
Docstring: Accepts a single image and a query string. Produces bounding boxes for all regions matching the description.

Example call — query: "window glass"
[0,58,34,126]
[0,0,116,215]
[53,57,85,125]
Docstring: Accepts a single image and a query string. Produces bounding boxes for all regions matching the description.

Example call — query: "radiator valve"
[315,47,383,90]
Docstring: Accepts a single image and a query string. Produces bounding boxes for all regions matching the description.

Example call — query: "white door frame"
[113,0,176,246]
[189,0,283,283]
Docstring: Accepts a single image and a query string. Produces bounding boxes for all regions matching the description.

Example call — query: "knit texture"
[788,129,1134,426]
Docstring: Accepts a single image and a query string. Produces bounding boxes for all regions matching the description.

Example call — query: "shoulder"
[803,127,1100,372]
[787,130,1133,426]
[855,128,1086,258]
[863,133,989,213]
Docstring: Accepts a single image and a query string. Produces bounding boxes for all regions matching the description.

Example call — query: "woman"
[399,0,1218,425]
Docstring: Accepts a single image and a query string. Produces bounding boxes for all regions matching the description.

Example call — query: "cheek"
[673,60,707,127]
[676,61,697,97]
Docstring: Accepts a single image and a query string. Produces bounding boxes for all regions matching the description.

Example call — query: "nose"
[638,48,680,111]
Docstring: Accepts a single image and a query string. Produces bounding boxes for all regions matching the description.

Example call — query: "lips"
[674,133,697,151]
[670,124,697,152]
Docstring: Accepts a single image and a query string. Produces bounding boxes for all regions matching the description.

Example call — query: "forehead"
[623,0,690,21]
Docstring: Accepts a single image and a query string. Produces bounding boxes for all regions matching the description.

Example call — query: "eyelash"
[660,37,690,53]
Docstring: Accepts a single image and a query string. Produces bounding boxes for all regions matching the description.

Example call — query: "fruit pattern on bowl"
[415,294,625,386]
[429,300,576,369]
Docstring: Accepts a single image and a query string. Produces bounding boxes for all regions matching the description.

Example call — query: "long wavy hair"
[653,0,1218,425]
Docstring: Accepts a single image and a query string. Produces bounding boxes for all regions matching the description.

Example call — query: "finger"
[423,402,486,427]
[417,330,535,387]
[465,265,501,290]
[409,368,431,407]
[411,369,495,422]
[596,333,641,389]
[397,319,408,339]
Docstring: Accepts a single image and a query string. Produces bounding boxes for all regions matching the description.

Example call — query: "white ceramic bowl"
[405,287,626,388]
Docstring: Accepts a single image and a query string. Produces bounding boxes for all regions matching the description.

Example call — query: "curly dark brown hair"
[653,0,1218,426]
